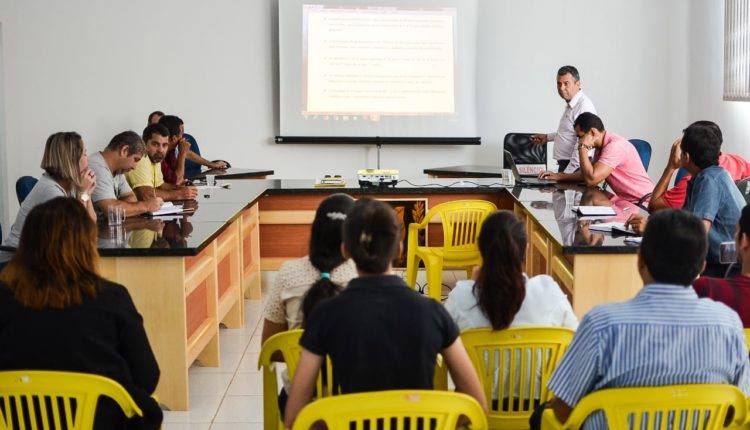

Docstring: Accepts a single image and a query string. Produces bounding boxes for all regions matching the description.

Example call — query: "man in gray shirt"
[89,131,162,217]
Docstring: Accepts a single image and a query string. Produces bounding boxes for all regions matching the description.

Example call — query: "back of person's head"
[41,131,84,188]
[740,204,750,240]
[142,123,169,142]
[105,130,145,156]
[158,115,184,138]
[557,65,580,81]
[343,198,401,274]
[474,211,527,330]
[680,121,722,169]
[640,209,707,286]
[148,110,164,124]
[0,197,101,309]
[573,112,605,133]
[301,194,355,324]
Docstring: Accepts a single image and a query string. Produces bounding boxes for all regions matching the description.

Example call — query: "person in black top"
[0,197,161,429]
[284,198,487,427]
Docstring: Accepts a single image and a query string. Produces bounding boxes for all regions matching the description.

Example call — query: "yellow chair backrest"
[541,384,747,430]
[744,328,750,353]
[0,370,143,430]
[427,200,497,254]
[292,390,488,430]
[460,327,575,430]
[258,330,337,430]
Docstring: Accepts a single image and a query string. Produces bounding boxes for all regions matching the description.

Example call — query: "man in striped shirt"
[536,209,750,429]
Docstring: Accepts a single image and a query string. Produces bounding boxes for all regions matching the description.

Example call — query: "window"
[725,0,750,101]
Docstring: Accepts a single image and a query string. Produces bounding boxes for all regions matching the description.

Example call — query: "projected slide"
[303,5,457,119]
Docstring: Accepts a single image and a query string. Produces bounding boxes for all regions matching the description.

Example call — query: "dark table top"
[94,177,645,257]
[423,165,502,178]
[190,167,274,180]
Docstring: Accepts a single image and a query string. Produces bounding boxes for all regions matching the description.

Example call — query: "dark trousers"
[529,402,551,430]
[557,160,570,173]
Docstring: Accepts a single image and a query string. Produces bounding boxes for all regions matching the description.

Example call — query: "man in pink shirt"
[540,112,655,205]
[648,121,750,211]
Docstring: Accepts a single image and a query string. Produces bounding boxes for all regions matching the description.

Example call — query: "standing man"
[531,66,597,173]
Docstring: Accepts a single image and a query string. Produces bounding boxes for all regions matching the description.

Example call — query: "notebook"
[573,206,617,217]
[589,222,637,235]
[149,202,186,216]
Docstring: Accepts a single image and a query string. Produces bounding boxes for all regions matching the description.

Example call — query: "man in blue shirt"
[533,209,750,429]
[627,121,746,277]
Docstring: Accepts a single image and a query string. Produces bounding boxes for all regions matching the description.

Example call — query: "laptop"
[503,150,557,186]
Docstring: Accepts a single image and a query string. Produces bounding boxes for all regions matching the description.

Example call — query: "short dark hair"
[557,65,580,81]
[680,121,722,169]
[158,115,184,138]
[740,205,750,238]
[148,111,164,124]
[573,112,605,133]
[641,209,707,286]
[343,198,401,274]
[105,130,145,155]
[142,123,169,142]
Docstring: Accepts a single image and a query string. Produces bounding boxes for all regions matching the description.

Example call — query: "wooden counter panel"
[185,281,209,341]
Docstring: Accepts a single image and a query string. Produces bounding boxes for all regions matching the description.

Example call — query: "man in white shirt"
[531,66,597,174]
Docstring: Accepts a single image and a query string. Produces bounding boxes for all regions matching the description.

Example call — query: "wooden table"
[95,177,643,410]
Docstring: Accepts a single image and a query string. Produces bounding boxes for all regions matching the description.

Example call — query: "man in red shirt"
[693,205,750,326]
[649,122,750,211]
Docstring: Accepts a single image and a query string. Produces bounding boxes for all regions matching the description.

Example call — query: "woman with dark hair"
[0,197,161,429]
[261,194,356,411]
[284,198,487,428]
[445,210,578,331]
[261,193,357,339]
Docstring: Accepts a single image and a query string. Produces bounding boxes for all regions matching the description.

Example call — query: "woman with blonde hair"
[0,197,161,429]
[3,131,96,251]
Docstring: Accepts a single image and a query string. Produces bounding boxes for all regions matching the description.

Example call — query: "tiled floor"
[162,270,464,429]
[162,299,266,430]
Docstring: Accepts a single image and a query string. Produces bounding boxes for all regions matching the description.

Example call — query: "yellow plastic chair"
[0,370,143,430]
[292,390,488,430]
[541,384,747,430]
[259,330,451,430]
[460,327,575,430]
[405,200,497,301]
[744,328,750,353]
[258,330,337,430]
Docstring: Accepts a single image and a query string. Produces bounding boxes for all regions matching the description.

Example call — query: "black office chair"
[15,176,38,204]
[737,177,750,204]
[503,133,546,167]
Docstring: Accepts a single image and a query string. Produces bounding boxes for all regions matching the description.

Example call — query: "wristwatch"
[79,192,90,203]
[578,143,592,151]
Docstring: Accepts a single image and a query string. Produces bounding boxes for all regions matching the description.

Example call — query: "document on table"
[573,206,617,217]
[589,222,637,235]
[149,202,185,216]
[195,185,226,190]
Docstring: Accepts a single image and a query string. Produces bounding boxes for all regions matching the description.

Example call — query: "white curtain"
[725,0,750,101]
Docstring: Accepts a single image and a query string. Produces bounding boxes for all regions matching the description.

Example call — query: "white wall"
[476,0,690,174]
[0,0,691,224]
[688,0,750,160]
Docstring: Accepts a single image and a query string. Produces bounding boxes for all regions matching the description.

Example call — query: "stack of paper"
[573,206,616,217]
[589,222,637,235]
[150,202,185,216]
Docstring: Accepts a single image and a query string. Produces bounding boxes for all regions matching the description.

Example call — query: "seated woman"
[0,197,161,429]
[445,210,578,411]
[284,198,487,428]
[1,132,97,266]
[260,193,356,411]
[445,210,578,331]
